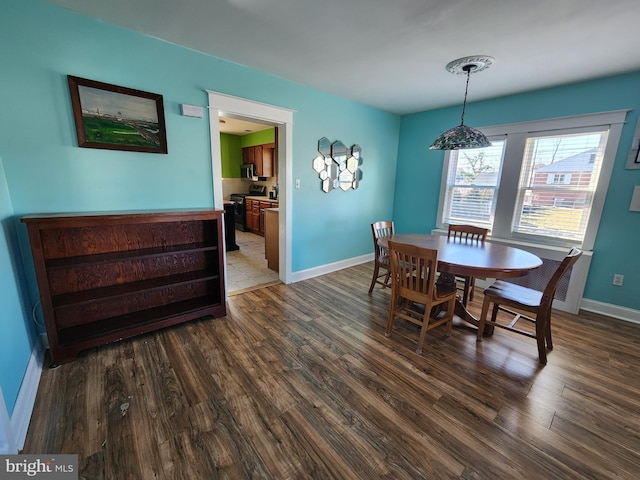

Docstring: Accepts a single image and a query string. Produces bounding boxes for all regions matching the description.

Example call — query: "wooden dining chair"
[447,224,489,306]
[368,221,394,294]
[385,241,457,354]
[477,248,582,364]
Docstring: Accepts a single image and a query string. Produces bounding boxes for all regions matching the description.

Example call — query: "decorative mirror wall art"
[312,137,362,192]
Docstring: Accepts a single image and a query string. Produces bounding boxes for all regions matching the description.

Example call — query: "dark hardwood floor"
[23,263,640,479]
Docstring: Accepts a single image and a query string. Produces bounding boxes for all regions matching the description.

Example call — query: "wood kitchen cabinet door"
[246,199,260,234]
[261,145,274,177]
[265,208,279,271]
[242,146,255,166]
[242,143,275,177]
[253,145,264,176]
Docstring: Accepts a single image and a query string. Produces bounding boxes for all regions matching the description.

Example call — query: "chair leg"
[415,308,431,355]
[469,277,476,301]
[545,313,553,350]
[368,262,380,294]
[385,294,397,337]
[477,296,492,342]
[535,313,548,364]
[445,298,454,336]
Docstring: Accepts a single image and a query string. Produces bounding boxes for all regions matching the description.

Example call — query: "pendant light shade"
[430,55,494,150]
[428,124,491,150]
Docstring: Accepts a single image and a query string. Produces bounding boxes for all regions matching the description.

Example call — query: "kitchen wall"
[221,128,278,200]
[0,0,399,420]
[220,133,242,179]
[394,72,640,311]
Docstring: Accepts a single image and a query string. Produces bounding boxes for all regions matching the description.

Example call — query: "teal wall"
[0,154,34,417]
[0,1,400,415]
[220,133,242,178]
[3,0,638,421]
[394,72,640,310]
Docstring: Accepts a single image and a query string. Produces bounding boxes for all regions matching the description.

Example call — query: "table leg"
[438,272,493,336]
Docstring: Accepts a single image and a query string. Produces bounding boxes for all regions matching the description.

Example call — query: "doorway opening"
[207,91,293,296]
[220,116,279,294]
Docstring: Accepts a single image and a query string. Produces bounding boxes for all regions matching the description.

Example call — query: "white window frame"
[437,110,628,251]
[440,137,507,230]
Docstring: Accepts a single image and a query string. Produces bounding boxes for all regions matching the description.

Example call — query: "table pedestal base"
[438,272,493,336]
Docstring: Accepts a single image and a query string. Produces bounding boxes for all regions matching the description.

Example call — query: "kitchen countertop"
[245,196,278,202]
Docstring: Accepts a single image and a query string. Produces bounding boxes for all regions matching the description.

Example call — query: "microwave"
[240,164,254,179]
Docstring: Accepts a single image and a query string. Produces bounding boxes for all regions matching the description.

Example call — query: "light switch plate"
[630,185,640,212]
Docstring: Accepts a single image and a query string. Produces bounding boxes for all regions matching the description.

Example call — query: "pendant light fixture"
[429,55,494,150]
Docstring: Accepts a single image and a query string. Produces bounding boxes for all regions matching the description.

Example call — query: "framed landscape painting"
[68,75,168,154]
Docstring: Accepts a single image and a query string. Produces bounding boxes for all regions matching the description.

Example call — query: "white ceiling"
[218,116,273,136]
[49,0,640,115]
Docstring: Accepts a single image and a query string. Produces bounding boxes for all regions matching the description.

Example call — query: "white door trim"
[207,91,294,285]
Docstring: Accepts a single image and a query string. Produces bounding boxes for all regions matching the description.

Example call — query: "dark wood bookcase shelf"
[45,243,217,269]
[22,209,227,365]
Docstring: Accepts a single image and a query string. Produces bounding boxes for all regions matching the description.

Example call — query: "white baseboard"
[580,299,640,324]
[290,255,640,326]
[0,385,15,454]
[10,342,44,452]
[290,253,373,283]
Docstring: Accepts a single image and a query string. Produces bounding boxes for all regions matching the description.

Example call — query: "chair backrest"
[388,241,438,302]
[447,224,488,243]
[540,248,583,308]
[371,221,394,256]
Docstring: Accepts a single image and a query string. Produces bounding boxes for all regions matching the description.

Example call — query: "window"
[513,130,608,243]
[437,111,627,249]
[441,141,506,229]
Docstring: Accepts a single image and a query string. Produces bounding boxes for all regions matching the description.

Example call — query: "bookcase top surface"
[21,208,224,224]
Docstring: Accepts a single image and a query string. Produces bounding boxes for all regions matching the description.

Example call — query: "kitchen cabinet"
[246,198,260,234]
[265,208,279,271]
[259,201,272,235]
[21,209,226,365]
[242,143,275,177]
[242,144,257,166]
[245,198,278,236]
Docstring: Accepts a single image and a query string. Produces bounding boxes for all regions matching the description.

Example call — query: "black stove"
[229,184,267,231]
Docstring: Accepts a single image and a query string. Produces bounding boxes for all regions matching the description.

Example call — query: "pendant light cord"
[459,67,472,127]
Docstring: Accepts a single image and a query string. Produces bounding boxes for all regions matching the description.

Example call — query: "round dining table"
[378,234,542,331]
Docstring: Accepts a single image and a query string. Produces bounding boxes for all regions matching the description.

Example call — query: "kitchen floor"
[226,230,280,294]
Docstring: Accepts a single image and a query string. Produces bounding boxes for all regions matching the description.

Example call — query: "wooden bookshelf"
[22,209,227,365]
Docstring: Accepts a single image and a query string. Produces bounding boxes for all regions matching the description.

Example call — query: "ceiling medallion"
[445,55,494,75]
[429,55,494,150]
